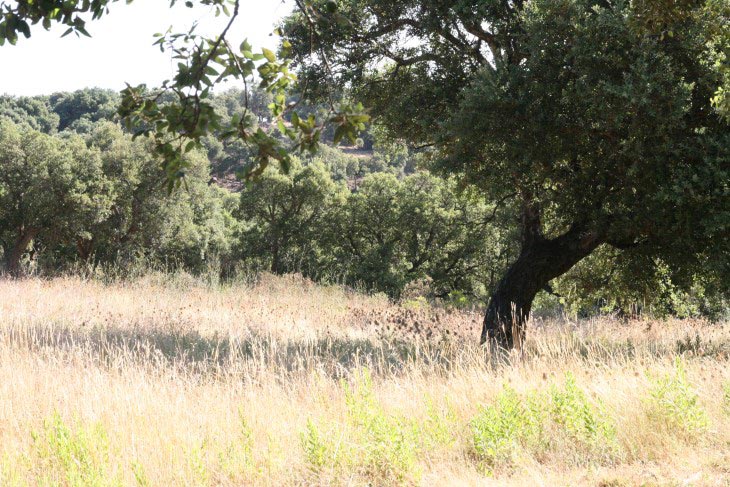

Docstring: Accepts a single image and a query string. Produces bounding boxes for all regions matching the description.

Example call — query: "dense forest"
[0,87,726,320]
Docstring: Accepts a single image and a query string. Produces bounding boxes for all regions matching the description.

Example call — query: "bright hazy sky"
[0,0,293,96]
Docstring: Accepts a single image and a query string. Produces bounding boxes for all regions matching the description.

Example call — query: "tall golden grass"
[0,273,728,486]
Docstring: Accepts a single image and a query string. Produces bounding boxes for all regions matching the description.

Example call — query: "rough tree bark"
[5,227,38,277]
[481,204,605,349]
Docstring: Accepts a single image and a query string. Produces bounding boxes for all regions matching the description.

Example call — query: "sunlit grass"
[0,274,728,485]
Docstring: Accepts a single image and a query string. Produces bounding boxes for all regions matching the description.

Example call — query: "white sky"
[0,0,293,96]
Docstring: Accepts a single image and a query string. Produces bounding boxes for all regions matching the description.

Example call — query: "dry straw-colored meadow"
[0,273,729,486]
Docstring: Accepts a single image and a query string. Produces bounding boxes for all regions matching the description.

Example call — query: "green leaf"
[262,48,276,62]
[333,126,346,144]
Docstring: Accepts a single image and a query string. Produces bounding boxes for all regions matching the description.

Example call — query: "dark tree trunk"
[481,220,605,349]
[76,237,95,261]
[5,228,38,277]
[271,240,281,274]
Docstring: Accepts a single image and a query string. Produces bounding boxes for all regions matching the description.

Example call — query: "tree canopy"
[1,0,728,347]
[282,0,730,347]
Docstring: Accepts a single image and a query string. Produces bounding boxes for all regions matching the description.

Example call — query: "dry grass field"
[0,273,729,486]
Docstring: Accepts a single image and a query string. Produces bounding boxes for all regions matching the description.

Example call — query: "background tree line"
[0,87,726,320]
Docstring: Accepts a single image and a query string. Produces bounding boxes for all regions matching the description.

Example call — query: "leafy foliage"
[30,413,121,486]
[0,118,231,276]
[0,119,110,274]
[0,0,369,192]
[471,375,617,473]
[0,94,60,133]
[645,358,709,435]
[282,0,730,344]
[236,159,344,275]
[50,88,120,131]
[235,161,512,300]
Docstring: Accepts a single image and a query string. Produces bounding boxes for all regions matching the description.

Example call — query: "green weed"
[301,368,420,483]
[417,398,458,449]
[471,387,544,471]
[471,375,618,472]
[645,358,708,435]
[548,373,617,451]
[300,419,332,470]
[187,439,210,486]
[30,413,121,487]
[130,461,148,487]
[343,369,419,482]
[217,412,255,479]
[0,453,25,487]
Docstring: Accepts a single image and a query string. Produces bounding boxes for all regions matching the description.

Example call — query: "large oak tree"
[281,0,730,347]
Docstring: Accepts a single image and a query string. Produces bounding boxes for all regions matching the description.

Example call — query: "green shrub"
[301,369,420,483]
[471,387,544,471]
[343,369,419,482]
[471,376,618,472]
[549,373,617,447]
[30,413,121,487]
[645,358,709,435]
[300,419,331,470]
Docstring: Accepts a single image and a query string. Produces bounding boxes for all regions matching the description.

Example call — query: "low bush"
[644,358,709,436]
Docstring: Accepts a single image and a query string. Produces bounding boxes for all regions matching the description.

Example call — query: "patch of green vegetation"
[722,381,730,416]
[548,373,618,454]
[401,296,429,311]
[130,460,148,487]
[187,438,211,487]
[300,419,331,471]
[645,358,709,435]
[30,412,122,486]
[416,398,459,450]
[471,374,618,473]
[217,412,255,480]
[471,386,544,471]
[301,369,421,484]
[0,453,25,487]
[343,369,420,482]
